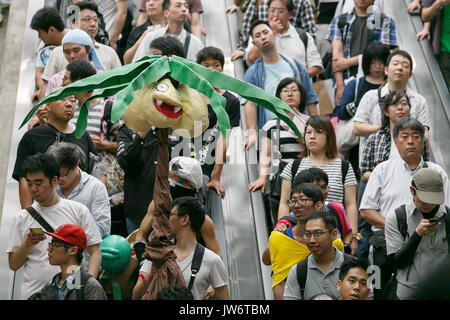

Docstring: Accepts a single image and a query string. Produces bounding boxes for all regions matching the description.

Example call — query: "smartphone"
[429,215,446,224]
[29,227,44,236]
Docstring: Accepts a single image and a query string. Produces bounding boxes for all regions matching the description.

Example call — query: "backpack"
[74,271,93,300]
[381,203,450,300]
[296,253,355,299]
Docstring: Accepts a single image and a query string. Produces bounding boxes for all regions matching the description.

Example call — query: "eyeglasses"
[288,198,312,206]
[302,230,331,240]
[269,8,287,14]
[280,88,299,95]
[48,241,72,249]
[80,17,99,23]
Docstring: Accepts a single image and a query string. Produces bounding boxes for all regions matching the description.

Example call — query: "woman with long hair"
[278,115,359,255]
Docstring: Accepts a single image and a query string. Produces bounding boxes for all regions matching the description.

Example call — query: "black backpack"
[296,253,355,299]
[290,157,350,186]
[187,243,205,291]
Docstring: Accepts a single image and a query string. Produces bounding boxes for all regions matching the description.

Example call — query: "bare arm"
[8,231,46,271]
[246,46,261,65]
[277,178,291,220]
[344,185,358,255]
[214,285,230,300]
[19,177,33,209]
[248,136,271,192]
[307,66,322,78]
[360,209,386,229]
[262,244,271,265]
[190,12,203,40]
[331,40,346,106]
[243,100,258,149]
[206,133,227,198]
[87,244,102,278]
[422,0,450,22]
[136,200,155,242]
[109,0,128,50]
[200,215,222,259]
[353,121,382,138]
[123,29,152,64]
[306,103,319,116]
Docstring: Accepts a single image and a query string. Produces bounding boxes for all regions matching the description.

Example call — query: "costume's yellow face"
[122,78,209,137]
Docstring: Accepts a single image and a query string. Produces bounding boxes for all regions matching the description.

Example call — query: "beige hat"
[412,168,444,205]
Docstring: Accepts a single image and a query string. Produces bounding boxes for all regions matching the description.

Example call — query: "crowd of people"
[5,0,450,301]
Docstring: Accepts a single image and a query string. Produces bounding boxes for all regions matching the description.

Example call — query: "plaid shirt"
[360,127,429,175]
[326,8,398,80]
[238,0,316,50]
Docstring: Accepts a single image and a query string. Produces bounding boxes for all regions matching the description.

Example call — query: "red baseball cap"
[44,224,87,252]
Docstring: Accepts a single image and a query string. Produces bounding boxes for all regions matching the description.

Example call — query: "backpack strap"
[394,205,408,240]
[297,253,354,299]
[187,243,205,291]
[291,157,303,181]
[295,27,308,52]
[444,206,450,254]
[296,256,309,299]
[340,159,349,186]
[337,13,349,43]
[75,270,92,300]
[25,207,54,233]
[184,32,191,57]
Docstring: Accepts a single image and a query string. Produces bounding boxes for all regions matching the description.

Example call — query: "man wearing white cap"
[385,168,450,300]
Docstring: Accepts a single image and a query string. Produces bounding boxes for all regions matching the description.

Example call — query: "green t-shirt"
[441,5,450,53]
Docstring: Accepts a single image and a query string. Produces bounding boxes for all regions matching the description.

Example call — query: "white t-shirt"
[140,245,228,300]
[6,199,102,300]
[132,26,204,62]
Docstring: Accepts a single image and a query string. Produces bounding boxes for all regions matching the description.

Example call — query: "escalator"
[201,0,273,300]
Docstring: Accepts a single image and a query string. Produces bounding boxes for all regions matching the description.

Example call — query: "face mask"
[169,179,197,199]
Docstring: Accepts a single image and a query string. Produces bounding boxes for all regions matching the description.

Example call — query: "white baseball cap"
[169,156,203,190]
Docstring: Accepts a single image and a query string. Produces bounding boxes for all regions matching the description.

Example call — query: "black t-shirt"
[125,18,153,51]
[355,79,382,108]
[13,123,97,181]
[349,16,372,76]
[169,90,241,178]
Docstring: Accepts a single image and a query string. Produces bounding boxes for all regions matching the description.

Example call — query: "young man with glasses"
[7,154,102,300]
[283,210,353,300]
[263,183,344,299]
[28,224,106,300]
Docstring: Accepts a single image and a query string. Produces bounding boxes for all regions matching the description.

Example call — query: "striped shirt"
[72,99,103,137]
[280,157,357,204]
[262,118,307,160]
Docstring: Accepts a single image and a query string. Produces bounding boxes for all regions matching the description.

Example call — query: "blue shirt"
[243,54,318,130]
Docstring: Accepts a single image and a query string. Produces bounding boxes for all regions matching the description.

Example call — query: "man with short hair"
[360,118,450,298]
[49,142,111,238]
[326,0,397,105]
[28,224,107,300]
[7,153,102,300]
[132,0,204,62]
[337,258,370,300]
[30,7,70,103]
[13,92,98,209]
[233,0,316,60]
[244,0,323,78]
[385,168,450,299]
[133,197,230,300]
[242,20,318,150]
[353,50,430,168]
[42,29,105,98]
[283,210,354,300]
